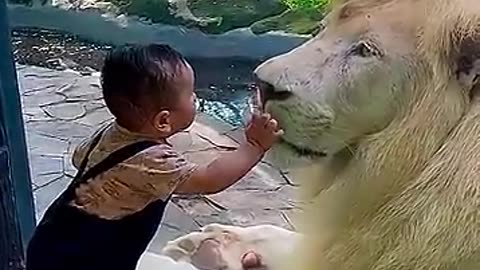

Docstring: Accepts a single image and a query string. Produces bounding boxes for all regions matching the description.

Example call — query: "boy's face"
[171,62,197,131]
[152,62,196,137]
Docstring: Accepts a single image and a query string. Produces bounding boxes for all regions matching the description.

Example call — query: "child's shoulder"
[71,123,112,169]
[131,142,190,170]
[71,121,188,170]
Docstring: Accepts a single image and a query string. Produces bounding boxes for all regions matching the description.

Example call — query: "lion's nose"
[253,75,292,107]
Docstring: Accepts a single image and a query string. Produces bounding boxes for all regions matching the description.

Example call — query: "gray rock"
[60,81,103,101]
[22,106,52,122]
[196,112,234,135]
[148,203,200,253]
[77,107,113,127]
[223,208,292,229]
[33,176,71,221]
[208,188,294,210]
[172,196,230,227]
[42,102,87,120]
[21,91,66,108]
[27,120,95,140]
[26,131,69,156]
[29,154,64,186]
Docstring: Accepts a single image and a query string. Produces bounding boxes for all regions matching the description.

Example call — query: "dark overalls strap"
[63,138,159,201]
[37,125,108,224]
[28,127,163,270]
[75,125,107,178]
[39,126,159,224]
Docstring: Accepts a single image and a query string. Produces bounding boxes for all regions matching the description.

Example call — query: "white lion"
[162,0,480,269]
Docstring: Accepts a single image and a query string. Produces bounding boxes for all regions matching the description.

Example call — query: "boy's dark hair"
[101,44,187,126]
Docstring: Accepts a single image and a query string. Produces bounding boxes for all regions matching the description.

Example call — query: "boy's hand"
[245,113,283,152]
[176,111,282,196]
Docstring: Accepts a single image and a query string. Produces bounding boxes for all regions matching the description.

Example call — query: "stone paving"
[17,64,303,254]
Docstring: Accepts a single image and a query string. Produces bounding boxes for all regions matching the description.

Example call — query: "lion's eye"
[351,41,381,57]
[473,75,480,86]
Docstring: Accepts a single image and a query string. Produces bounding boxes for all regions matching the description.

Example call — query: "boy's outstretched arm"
[175,142,264,194]
[175,113,283,195]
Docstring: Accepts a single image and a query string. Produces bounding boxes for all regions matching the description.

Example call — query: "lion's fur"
[162,1,480,269]
[279,0,480,269]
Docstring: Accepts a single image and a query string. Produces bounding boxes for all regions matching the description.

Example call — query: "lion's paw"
[161,231,214,262]
[161,225,236,270]
[161,223,299,270]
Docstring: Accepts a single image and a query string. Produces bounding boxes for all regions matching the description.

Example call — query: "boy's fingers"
[248,113,261,128]
[251,112,261,122]
[241,251,262,269]
[260,113,271,124]
[266,119,279,130]
[274,129,284,137]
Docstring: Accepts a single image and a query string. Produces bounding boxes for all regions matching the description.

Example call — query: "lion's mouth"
[251,82,326,158]
[282,138,328,157]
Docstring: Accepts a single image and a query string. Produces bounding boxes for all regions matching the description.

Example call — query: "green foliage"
[251,8,323,35]
[110,0,178,24]
[188,0,286,34]
[251,0,330,34]
[92,0,329,35]
[282,0,329,10]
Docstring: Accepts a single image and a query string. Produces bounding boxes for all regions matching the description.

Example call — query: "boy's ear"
[153,110,172,133]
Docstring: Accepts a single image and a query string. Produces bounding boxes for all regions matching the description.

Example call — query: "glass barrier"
[7,0,326,126]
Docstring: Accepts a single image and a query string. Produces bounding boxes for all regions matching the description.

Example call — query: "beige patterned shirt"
[69,121,198,220]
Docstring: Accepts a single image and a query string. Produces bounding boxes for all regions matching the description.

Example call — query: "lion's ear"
[455,35,480,92]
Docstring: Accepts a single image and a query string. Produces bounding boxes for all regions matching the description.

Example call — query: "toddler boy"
[26,44,282,270]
